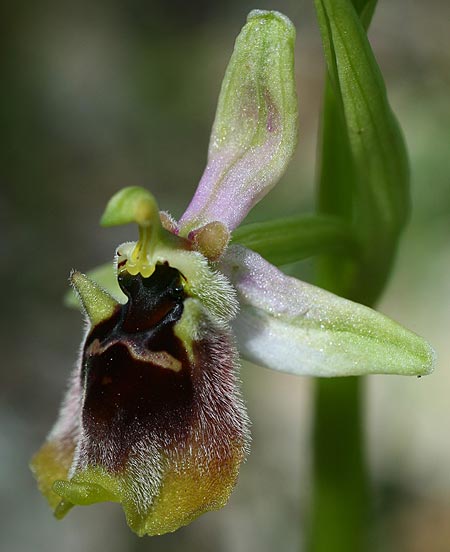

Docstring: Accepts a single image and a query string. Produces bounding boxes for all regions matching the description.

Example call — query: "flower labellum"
[31,10,435,537]
[31,187,250,536]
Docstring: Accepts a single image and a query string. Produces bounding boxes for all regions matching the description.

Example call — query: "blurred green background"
[1,1,449,551]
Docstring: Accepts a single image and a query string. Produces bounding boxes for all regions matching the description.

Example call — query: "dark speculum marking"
[81,264,193,470]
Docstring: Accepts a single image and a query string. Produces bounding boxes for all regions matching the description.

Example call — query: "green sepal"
[211,10,297,164]
[179,9,298,233]
[222,245,436,378]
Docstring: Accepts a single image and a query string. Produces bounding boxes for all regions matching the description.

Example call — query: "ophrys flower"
[31,10,435,537]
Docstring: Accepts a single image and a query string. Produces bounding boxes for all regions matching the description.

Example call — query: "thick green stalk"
[310,378,369,552]
[310,80,372,552]
[309,0,409,550]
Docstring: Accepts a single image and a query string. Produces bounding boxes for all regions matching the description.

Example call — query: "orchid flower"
[31,10,435,537]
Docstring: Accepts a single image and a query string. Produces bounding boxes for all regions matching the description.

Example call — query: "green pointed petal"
[70,271,119,325]
[221,246,435,377]
[65,262,126,309]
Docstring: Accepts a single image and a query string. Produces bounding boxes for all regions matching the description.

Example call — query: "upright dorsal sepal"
[179,10,298,234]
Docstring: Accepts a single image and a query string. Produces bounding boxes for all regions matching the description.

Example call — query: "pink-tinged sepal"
[179,10,298,235]
[220,245,435,377]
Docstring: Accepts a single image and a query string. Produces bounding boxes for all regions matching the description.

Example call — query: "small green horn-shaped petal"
[221,246,436,377]
[179,10,298,234]
[65,262,126,309]
[70,271,119,325]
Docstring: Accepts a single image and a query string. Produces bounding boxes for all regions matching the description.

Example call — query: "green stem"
[310,71,372,552]
[308,1,384,549]
[309,378,370,552]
